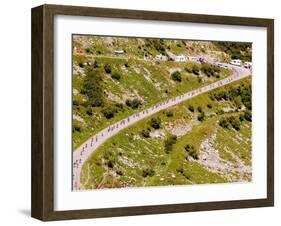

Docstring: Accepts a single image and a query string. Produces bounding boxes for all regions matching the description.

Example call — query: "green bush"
[219,116,241,130]
[210,82,252,110]
[125,98,142,109]
[234,96,242,109]
[93,61,99,68]
[197,106,202,113]
[197,112,205,122]
[239,114,245,121]
[165,111,174,117]
[81,69,104,107]
[184,144,199,159]
[78,62,84,68]
[207,103,213,109]
[111,72,121,80]
[244,110,252,122]
[219,118,229,128]
[140,128,150,138]
[142,168,155,177]
[164,135,177,153]
[171,71,182,82]
[115,103,124,109]
[227,116,241,130]
[192,64,200,75]
[101,107,117,119]
[107,159,115,168]
[176,167,184,174]
[104,64,112,74]
[188,105,194,112]
[73,120,83,132]
[86,107,93,116]
[214,42,252,62]
[150,117,161,129]
[201,63,221,77]
[116,170,123,176]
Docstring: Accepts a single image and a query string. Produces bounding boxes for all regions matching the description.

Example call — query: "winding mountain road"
[72,64,251,190]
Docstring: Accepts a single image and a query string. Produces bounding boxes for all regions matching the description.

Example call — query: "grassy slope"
[80,78,252,189]
[73,53,232,149]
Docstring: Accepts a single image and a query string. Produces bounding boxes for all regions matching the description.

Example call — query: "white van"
[230,59,241,66]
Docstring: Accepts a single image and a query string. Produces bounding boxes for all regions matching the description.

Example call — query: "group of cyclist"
[72,63,247,190]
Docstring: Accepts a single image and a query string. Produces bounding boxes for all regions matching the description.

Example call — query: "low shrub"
[192,64,200,75]
[171,71,182,82]
[104,64,112,74]
[73,120,83,132]
[164,135,177,153]
[197,112,205,122]
[201,63,221,77]
[244,110,252,122]
[188,105,194,112]
[142,168,155,177]
[140,128,150,138]
[184,144,199,159]
[165,111,174,117]
[150,117,161,129]
[219,118,229,128]
[101,107,117,119]
[125,98,142,109]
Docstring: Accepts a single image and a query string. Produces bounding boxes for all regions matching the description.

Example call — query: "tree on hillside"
[192,64,200,75]
[171,71,182,82]
[81,69,104,107]
[164,135,177,153]
[101,106,117,119]
[188,105,194,112]
[244,110,252,122]
[219,118,229,128]
[184,144,198,159]
[150,117,161,129]
[104,64,112,74]
[126,98,142,109]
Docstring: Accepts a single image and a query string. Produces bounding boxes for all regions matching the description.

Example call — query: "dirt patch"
[166,118,199,137]
[105,91,124,104]
[73,114,85,124]
[73,89,79,95]
[73,64,85,76]
[121,88,144,103]
[150,129,165,139]
[193,130,252,182]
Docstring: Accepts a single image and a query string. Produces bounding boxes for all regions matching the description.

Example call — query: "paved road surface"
[72,63,250,190]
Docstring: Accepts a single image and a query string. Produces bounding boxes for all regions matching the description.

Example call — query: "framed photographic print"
[31,4,274,221]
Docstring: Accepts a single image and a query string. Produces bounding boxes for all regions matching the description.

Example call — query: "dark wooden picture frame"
[31,4,274,221]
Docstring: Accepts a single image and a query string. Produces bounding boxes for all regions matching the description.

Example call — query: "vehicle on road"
[216,63,228,69]
[244,61,252,69]
[230,59,242,66]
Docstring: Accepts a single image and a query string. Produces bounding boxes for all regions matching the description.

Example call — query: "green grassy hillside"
[80,77,252,189]
[72,36,234,149]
